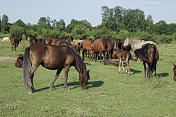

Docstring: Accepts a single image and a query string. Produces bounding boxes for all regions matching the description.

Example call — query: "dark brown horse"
[15,53,23,68]
[91,38,108,62]
[23,43,90,93]
[173,64,176,81]
[112,49,131,74]
[10,37,20,51]
[134,43,159,79]
[105,38,115,59]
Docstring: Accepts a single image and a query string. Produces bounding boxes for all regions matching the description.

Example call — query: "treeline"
[0,6,176,43]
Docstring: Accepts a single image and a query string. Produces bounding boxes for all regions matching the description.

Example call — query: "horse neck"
[74,53,86,75]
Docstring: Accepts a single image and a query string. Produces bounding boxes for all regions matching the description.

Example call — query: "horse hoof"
[28,91,32,94]
[49,87,54,90]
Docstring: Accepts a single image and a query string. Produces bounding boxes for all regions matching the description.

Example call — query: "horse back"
[29,43,75,69]
[93,38,108,53]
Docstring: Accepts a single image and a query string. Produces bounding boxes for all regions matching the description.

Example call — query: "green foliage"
[117,30,130,39]
[1,14,9,33]
[9,25,24,37]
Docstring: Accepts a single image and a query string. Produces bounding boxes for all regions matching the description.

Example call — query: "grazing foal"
[173,64,176,81]
[112,49,131,74]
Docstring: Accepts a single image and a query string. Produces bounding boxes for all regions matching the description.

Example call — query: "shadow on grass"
[35,80,104,92]
[156,72,169,78]
[130,68,142,74]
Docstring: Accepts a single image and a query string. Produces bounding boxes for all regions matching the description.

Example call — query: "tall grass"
[0,40,176,117]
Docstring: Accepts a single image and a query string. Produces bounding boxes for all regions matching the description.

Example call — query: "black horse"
[23,43,90,93]
[134,43,159,79]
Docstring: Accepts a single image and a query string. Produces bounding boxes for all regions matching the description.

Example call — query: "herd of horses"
[11,36,176,93]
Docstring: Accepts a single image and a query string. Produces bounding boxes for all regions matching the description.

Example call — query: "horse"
[10,36,20,51]
[15,53,23,68]
[173,64,176,81]
[23,43,90,93]
[134,43,159,79]
[123,37,156,50]
[91,38,108,62]
[1,37,10,42]
[105,38,114,59]
[81,39,94,60]
[28,37,44,45]
[112,49,131,74]
[43,38,80,54]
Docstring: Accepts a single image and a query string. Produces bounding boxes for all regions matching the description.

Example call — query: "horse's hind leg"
[28,65,39,93]
[49,68,62,90]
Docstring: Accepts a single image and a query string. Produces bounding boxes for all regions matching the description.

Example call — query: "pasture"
[0,40,176,117]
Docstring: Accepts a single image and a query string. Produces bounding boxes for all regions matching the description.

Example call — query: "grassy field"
[0,40,176,117]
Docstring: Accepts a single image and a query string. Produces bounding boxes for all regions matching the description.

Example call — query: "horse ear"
[87,70,90,73]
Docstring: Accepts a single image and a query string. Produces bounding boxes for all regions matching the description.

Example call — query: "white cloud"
[147,0,159,5]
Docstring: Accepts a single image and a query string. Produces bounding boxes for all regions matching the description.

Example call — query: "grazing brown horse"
[15,53,23,68]
[112,49,131,74]
[173,64,176,81]
[91,38,108,62]
[134,43,159,79]
[23,43,90,93]
[10,37,20,51]
[81,39,94,60]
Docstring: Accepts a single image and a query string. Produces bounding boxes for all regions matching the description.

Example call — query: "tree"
[152,20,168,35]
[1,14,9,33]
[145,15,153,33]
[56,19,65,31]
[10,24,24,38]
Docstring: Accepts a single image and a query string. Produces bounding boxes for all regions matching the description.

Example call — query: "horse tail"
[23,47,31,91]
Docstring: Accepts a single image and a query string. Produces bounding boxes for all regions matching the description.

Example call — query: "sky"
[0,0,176,26]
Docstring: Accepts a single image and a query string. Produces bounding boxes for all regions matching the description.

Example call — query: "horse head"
[81,70,90,89]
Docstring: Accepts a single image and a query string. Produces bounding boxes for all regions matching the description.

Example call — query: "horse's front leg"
[49,68,62,90]
[64,65,70,89]
[143,61,147,80]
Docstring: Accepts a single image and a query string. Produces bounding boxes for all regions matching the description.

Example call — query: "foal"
[112,49,131,74]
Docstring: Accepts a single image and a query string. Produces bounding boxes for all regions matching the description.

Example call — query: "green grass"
[0,40,176,117]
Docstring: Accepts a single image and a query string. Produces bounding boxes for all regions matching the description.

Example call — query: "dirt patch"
[0,56,16,61]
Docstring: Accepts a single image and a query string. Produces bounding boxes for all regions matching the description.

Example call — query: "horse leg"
[143,61,147,80]
[28,65,39,93]
[64,65,70,89]
[49,68,62,90]
[82,49,86,60]
[119,57,122,73]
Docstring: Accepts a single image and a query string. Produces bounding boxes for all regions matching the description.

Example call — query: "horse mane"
[74,50,86,75]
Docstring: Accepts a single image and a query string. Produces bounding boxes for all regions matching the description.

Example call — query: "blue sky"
[0,0,175,26]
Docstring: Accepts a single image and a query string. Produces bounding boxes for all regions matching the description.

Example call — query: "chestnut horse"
[173,64,176,81]
[91,38,108,62]
[81,39,94,60]
[134,43,159,79]
[23,43,90,93]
